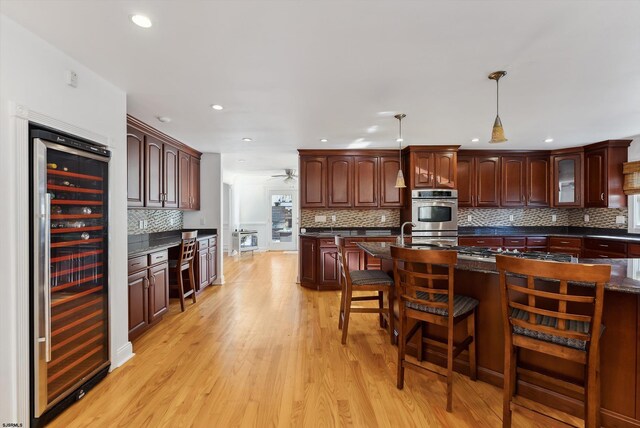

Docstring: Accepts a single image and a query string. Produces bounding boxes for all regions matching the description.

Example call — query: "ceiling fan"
[271,169,298,183]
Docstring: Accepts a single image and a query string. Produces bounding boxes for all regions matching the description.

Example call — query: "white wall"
[184,153,224,283]
[0,15,129,423]
[627,135,640,161]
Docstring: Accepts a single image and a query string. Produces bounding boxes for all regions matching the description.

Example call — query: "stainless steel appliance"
[31,126,110,426]
[411,189,458,246]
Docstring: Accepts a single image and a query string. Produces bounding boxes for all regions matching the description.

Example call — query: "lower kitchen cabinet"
[128,250,169,341]
[548,236,582,257]
[194,236,218,291]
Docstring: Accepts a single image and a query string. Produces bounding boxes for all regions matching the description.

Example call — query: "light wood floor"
[49,252,576,427]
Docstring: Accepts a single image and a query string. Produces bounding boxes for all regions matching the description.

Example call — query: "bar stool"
[335,236,395,345]
[391,246,478,413]
[495,255,611,428]
[169,231,198,312]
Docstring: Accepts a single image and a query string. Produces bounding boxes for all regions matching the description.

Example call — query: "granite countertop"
[300,228,400,238]
[459,226,640,242]
[128,230,217,257]
[357,241,640,294]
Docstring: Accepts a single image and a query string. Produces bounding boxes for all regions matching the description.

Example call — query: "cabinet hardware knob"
[599,244,609,248]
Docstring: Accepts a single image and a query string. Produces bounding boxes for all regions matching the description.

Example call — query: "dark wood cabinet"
[148,262,169,322]
[319,247,339,285]
[198,249,209,289]
[527,156,550,206]
[163,144,179,208]
[145,136,164,208]
[457,156,473,207]
[434,152,456,189]
[460,155,500,207]
[128,250,170,341]
[354,156,378,207]
[189,156,200,210]
[178,151,191,209]
[410,151,457,189]
[501,156,525,206]
[208,242,217,284]
[191,236,218,292]
[127,115,201,210]
[127,270,148,339]
[327,156,352,208]
[300,157,327,208]
[127,128,145,207]
[299,237,317,283]
[412,152,434,188]
[379,156,404,207]
[551,152,583,208]
[584,140,630,208]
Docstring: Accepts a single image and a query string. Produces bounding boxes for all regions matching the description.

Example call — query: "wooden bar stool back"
[335,236,395,345]
[495,255,611,428]
[170,231,198,312]
[391,246,478,413]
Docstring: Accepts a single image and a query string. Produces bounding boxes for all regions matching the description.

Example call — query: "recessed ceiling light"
[544,138,554,143]
[238,159,246,163]
[156,116,171,123]
[471,138,480,143]
[320,138,328,143]
[131,14,152,28]
[242,138,252,142]
[211,104,223,110]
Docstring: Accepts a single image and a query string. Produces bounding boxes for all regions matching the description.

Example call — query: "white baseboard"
[111,342,134,370]
[214,274,225,285]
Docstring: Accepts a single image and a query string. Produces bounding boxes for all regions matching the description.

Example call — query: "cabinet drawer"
[549,246,581,257]
[548,237,582,248]
[583,249,626,259]
[583,238,627,254]
[209,237,217,247]
[128,255,148,274]
[149,250,168,265]
[344,237,365,247]
[319,238,337,248]
[458,236,503,247]
[628,243,640,257]
[198,239,209,250]
[503,237,525,247]
[526,236,547,247]
[366,236,396,243]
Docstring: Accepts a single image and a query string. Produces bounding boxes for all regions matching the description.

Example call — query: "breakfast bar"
[359,241,640,427]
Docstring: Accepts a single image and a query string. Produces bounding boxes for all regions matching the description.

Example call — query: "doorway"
[267,190,297,251]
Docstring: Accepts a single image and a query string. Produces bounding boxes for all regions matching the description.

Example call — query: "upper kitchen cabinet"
[408,147,458,189]
[501,155,550,207]
[459,153,500,207]
[327,156,353,208]
[551,150,583,208]
[127,115,202,210]
[300,156,327,208]
[127,127,145,207]
[379,156,405,208]
[354,156,378,207]
[584,140,630,208]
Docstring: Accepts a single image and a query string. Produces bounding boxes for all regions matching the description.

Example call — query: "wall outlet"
[552,214,557,223]
[315,215,326,223]
[616,215,626,224]
[331,215,336,222]
[467,215,472,222]
[139,220,144,229]
[66,70,78,88]
[381,215,386,223]
[584,214,590,223]
[509,214,514,222]
[170,218,175,226]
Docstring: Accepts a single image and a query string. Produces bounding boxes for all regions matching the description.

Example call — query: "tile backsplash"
[301,209,400,228]
[128,209,183,235]
[459,207,628,229]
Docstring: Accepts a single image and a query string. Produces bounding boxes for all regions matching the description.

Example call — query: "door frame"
[266,188,298,251]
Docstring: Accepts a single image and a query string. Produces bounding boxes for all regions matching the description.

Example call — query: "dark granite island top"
[357,241,640,425]
[357,241,640,294]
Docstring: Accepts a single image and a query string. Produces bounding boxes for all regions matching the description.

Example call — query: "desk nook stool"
[169,231,198,312]
[335,236,395,345]
[391,246,478,413]
[495,255,611,428]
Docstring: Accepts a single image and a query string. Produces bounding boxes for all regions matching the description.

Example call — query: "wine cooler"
[30,126,110,425]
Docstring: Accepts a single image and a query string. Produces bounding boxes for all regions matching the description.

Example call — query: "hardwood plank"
[50,252,575,428]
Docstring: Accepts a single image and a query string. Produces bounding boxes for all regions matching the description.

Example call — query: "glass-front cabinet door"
[553,153,582,207]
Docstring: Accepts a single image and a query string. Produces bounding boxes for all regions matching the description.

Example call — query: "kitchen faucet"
[398,222,416,245]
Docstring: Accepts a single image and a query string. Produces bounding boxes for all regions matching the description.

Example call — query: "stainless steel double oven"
[411,189,458,246]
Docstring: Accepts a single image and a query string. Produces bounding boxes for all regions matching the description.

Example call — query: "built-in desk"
[359,241,640,427]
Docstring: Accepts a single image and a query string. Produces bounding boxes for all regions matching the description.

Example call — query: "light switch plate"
[509,214,514,222]
[315,215,326,223]
[467,215,472,222]
[331,215,336,222]
[552,214,557,223]
[584,214,590,223]
[381,215,386,223]
[139,220,144,229]
[616,215,626,224]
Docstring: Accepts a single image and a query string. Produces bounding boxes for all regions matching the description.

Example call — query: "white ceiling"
[2,0,640,180]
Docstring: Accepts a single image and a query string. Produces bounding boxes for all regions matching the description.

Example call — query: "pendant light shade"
[488,71,508,144]
[394,113,407,188]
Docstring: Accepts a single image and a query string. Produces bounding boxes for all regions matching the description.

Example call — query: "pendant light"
[488,71,508,144]
[394,113,407,188]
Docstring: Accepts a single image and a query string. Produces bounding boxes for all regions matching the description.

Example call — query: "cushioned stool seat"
[349,270,394,286]
[407,292,479,318]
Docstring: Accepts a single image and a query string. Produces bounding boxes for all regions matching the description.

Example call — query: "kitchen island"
[359,241,640,427]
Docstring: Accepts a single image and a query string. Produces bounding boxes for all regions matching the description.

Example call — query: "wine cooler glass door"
[33,138,110,416]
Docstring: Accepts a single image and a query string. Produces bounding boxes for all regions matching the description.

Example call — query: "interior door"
[268,189,298,251]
